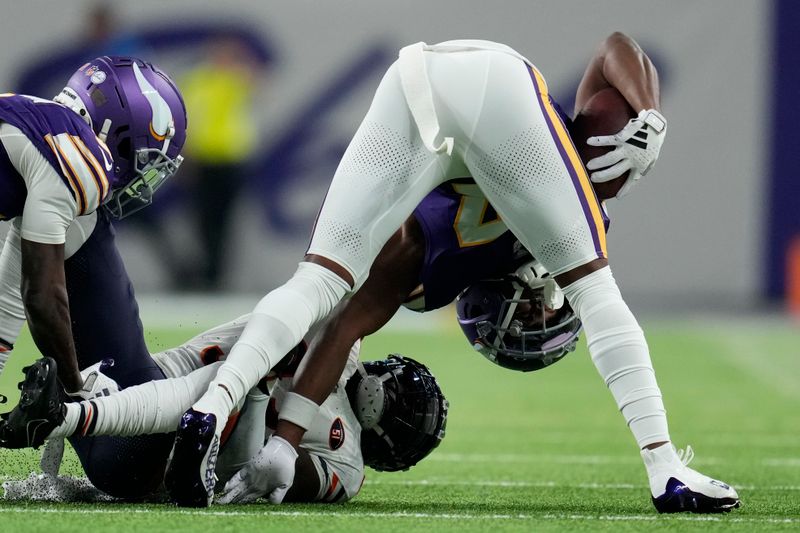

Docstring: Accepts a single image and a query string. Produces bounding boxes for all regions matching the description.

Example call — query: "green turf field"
[0,316,797,532]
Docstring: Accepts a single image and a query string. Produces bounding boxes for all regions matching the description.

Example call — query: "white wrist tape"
[278,392,321,431]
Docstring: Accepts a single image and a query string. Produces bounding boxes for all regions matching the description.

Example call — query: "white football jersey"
[265,340,364,502]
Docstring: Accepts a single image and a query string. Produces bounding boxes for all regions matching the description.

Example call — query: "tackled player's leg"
[167,59,454,507]
[63,210,175,499]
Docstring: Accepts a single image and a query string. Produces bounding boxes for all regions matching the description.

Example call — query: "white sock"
[151,314,250,378]
[49,363,221,439]
[214,389,268,485]
[51,403,82,439]
[561,266,670,448]
[193,262,350,423]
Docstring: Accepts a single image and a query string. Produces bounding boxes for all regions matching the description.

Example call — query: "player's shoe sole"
[165,408,220,508]
[652,477,742,513]
[0,357,63,449]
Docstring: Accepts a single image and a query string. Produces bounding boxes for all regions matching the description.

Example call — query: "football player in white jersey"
[0,319,447,504]
[167,32,739,513]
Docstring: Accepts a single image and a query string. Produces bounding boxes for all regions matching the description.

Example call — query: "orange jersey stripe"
[44,134,85,214]
[69,134,109,199]
[54,142,88,215]
[325,471,340,499]
[81,403,93,436]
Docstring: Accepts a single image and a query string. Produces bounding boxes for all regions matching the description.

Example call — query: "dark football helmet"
[55,56,187,218]
[346,354,448,472]
[456,276,582,372]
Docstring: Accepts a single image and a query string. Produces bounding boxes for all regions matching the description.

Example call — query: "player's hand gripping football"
[218,436,298,504]
[585,109,667,198]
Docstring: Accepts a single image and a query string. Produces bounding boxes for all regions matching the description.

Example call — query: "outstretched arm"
[575,32,660,115]
[275,216,425,447]
[20,239,82,392]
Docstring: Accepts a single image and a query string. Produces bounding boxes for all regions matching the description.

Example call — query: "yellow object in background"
[181,55,258,164]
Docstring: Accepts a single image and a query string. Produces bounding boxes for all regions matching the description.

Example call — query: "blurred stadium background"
[0,0,797,530]
[0,0,792,308]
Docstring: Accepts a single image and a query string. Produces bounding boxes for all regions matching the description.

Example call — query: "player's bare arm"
[278,216,425,447]
[575,32,667,197]
[575,32,660,114]
[19,239,82,392]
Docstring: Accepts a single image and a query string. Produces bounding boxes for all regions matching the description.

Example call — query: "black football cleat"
[165,408,220,507]
[0,357,64,449]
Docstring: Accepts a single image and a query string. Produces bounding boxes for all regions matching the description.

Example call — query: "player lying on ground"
[168,32,739,513]
[0,57,187,498]
[0,319,447,504]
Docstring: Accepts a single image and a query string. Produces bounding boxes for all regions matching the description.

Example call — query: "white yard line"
[427,452,800,467]
[362,479,800,491]
[2,476,798,491]
[0,506,795,524]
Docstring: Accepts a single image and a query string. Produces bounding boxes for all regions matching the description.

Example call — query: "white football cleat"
[642,444,741,513]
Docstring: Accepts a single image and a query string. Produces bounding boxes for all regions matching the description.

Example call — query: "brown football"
[569,87,636,200]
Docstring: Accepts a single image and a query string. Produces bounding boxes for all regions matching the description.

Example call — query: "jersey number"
[452,183,507,247]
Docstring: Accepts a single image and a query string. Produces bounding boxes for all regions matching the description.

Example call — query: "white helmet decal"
[132,62,173,142]
[53,87,93,128]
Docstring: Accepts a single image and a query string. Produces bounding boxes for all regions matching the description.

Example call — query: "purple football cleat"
[652,476,741,513]
[165,409,220,508]
[643,444,740,514]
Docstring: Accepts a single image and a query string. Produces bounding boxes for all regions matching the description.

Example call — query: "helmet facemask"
[346,355,448,472]
[458,277,582,372]
[106,142,183,219]
[478,279,580,365]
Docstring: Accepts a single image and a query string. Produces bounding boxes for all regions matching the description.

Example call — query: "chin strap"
[492,281,525,352]
[514,258,565,310]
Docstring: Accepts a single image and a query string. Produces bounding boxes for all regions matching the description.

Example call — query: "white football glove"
[585,109,667,198]
[218,436,298,505]
[514,259,564,310]
[69,359,119,401]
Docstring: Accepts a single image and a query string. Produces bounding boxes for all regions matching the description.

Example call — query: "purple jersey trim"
[0,135,26,220]
[412,182,518,311]
[526,66,605,259]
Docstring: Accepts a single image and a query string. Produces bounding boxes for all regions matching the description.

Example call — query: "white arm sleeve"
[561,266,670,448]
[0,219,25,373]
[0,218,26,350]
[0,123,77,245]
